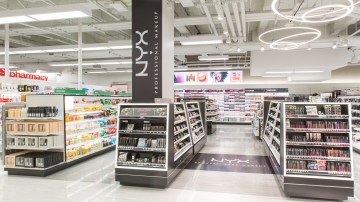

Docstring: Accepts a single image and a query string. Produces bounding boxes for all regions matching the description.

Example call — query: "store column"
[132,0,174,103]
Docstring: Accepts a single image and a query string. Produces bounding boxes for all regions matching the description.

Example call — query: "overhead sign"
[132,0,162,102]
[0,68,48,81]
[174,70,243,84]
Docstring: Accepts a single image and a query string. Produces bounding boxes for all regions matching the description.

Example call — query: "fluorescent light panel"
[29,11,89,21]
[181,40,222,46]
[81,47,110,51]
[4,45,131,55]
[87,70,132,74]
[49,61,132,67]
[180,35,223,46]
[294,70,324,73]
[265,71,292,74]
[198,55,229,61]
[0,16,35,24]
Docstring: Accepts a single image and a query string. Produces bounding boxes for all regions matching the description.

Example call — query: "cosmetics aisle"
[0,124,358,201]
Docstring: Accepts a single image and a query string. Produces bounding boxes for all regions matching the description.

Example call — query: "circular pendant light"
[271,0,354,23]
[259,27,321,51]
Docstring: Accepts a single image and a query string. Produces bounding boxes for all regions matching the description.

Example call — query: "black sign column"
[132,0,174,103]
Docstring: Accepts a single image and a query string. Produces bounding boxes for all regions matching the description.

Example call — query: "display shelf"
[117,161,166,169]
[174,143,192,161]
[174,127,189,135]
[118,130,166,135]
[276,102,355,201]
[118,146,166,153]
[286,155,351,162]
[116,103,174,187]
[6,117,62,121]
[173,102,193,162]
[174,119,187,125]
[262,102,281,165]
[286,169,352,177]
[66,110,104,115]
[286,128,350,133]
[286,141,350,147]
[186,102,206,154]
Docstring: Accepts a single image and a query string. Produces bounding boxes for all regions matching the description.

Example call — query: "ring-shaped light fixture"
[259,27,321,50]
[270,41,299,50]
[271,0,354,23]
[301,4,352,23]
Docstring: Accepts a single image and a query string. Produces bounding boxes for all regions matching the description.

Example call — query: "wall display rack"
[173,103,193,163]
[206,99,219,135]
[263,102,354,200]
[115,103,177,188]
[2,94,131,176]
[337,96,360,153]
[185,102,206,154]
[174,88,289,125]
[115,102,206,188]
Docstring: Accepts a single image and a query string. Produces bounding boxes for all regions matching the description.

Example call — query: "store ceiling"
[0,0,359,73]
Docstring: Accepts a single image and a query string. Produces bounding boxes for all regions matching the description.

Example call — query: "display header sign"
[54,89,86,95]
[132,0,162,102]
[245,88,288,93]
[174,70,243,84]
[0,68,48,81]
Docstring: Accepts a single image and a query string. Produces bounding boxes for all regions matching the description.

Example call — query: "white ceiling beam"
[223,2,237,38]
[199,0,219,36]
[232,2,242,40]
[239,1,247,41]
[0,12,294,37]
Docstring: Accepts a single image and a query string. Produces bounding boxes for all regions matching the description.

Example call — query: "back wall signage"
[0,68,49,81]
[132,0,162,103]
[174,70,243,84]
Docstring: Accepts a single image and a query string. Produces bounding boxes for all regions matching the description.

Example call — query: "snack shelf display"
[185,102,207,154]
[265,102,354,201]
[2,94,131,176]
[64,96,130,162]
[337,96,360,153]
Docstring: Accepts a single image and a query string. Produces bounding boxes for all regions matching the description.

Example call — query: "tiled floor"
[0,125,359,202]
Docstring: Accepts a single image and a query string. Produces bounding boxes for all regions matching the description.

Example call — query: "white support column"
[5,24,10,78]
[78,19,83,90]
[162,1,174,101]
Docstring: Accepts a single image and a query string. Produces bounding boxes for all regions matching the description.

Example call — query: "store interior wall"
[173,66,360,94]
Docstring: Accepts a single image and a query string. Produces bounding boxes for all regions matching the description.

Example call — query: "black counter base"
[5,145,115,177]
[193,137,206,154]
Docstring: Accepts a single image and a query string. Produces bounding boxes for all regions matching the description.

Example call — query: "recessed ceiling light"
[332,42,337,49]
[29,11,89,21]
[307,44,312,51]
[226,39,231,44]
[260,46,265,52]
[237,47,241,52]
[198,55,229,61]
[217,14,224,21]
[223,30,229,35]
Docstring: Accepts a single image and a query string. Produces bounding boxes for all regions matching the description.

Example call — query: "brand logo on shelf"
[0,68,48,81]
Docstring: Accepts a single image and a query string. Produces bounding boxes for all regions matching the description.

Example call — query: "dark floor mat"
[185,153,274,174]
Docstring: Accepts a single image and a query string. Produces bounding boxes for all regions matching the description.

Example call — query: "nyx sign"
[132,0,162,103]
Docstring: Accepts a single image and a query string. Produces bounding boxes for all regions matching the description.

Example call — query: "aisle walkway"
[0,125,359,202]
